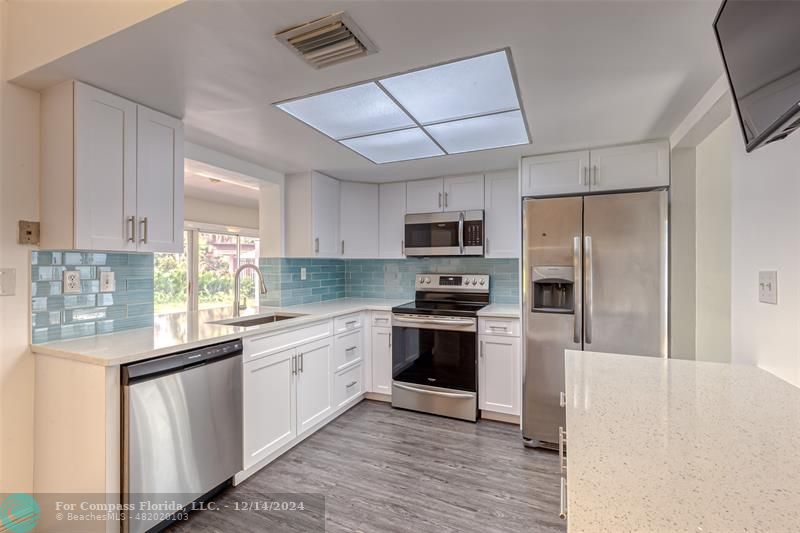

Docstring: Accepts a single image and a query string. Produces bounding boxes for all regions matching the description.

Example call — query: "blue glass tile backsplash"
[260,257,519,306]
[31,251,154,343]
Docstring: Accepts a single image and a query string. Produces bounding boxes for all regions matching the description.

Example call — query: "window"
[154,228,260,315]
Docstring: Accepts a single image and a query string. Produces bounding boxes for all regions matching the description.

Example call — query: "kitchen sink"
[210,313,306,327]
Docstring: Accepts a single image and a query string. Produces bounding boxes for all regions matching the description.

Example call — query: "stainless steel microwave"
[404,211,484,257]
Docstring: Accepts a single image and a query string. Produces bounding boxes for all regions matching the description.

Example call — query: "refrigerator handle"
[573,236,582,344]
[584,235,593,344]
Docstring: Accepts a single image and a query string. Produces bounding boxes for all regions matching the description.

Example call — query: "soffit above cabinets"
[274,49,531,164]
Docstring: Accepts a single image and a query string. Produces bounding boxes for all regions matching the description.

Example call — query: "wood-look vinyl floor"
[170,400,565,532]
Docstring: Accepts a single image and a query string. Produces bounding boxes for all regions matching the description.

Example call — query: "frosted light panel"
[380,51,521,124]
[342,128,444,163]
[425,110,529,154]
[276,83,414,140]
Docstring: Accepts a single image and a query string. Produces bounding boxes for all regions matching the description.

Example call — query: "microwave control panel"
[464,220,483,247]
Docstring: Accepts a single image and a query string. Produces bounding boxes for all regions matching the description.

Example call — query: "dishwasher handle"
[122,339,243,385]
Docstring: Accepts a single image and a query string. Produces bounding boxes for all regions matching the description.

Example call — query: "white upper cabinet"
[521,150,590,197]
[286,171,341,257]
[312,173,341,257]
[588,141,670,192]
[443,174,484,211]
[484,169,519,258]
[406,177,445,214]
[379,182,406,258]
[40,81,184,252]
[136,106,184,253]
[340,182,379,258]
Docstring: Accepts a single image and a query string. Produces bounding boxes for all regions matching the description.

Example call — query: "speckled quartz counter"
[564,350,800,532]
[31,298,408,366]
[476,303,520,318]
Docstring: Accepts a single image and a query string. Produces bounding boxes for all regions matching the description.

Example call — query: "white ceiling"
[15,0,724,183]
[184,159,259,209]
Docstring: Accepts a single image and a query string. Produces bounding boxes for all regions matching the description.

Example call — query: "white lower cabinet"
[296,337,333,435]
[371,326,392,395]
[335,363,363,409]
[479,333,521,416]
[243,348,297,469]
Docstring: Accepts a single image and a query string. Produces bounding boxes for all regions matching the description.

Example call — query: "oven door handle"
[394,383,474,399]
[392,316,475,327]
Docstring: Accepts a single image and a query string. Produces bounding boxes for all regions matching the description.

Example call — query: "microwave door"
[404,213,461,256]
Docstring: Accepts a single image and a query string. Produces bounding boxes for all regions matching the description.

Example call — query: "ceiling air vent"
[275,12,378,69]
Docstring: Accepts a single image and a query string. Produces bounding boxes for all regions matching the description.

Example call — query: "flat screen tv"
[714,0,800,152]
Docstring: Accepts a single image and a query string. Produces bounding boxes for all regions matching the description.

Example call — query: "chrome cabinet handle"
[444,191,449,208]
[299,352,304,373]
[592,165,598,186]
[582,166,587,186]
[560,391,566,408]
[292,354,297,375]
[139,217,148,244]
[485,237,490,255]
[394,383,473,399]
[558,426,567,473]
[584,235,593,344]
[458,211,464,254]
[573,236,582,344]
[401,239,404,256]
[345,346,357,353]
[488,325,508,331]
[346,381,357,388]
[479,340,484,358]
[126,216,136,243]
[315,238,319,254]
[559,476,567,520]
[341,240,345,255]
[388,333,392,348]
[438,192,442,208]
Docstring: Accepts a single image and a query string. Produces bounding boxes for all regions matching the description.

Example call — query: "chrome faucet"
[233,263,267,317]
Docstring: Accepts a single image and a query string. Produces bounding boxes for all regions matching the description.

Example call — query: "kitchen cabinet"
[484,170,519,258]
[243,348,297,469]
[406,177,445,214]
[40,80,184,252]
[479,333,521,416]
[340,181,379,258]
[443,174,484,211]
[379,182,406,258]
[296,337,333,435]
[285,171,341,257]
[371,325,392,395]
[588,141,669,192]
[520,141,669,197]
[520,150,590,197]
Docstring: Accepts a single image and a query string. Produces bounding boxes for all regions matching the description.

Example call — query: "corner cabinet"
[285,171,341,257]
[520,140,669,197]
[484,170,519,258]
[379,182,406,258]
[40,80,184,252]
[340,182,379,258]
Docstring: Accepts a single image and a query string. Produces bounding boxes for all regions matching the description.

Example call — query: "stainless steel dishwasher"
[122,339,243,533]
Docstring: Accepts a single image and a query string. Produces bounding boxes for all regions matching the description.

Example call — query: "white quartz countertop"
[476,303,520,318]
[565,350,800,532]
[31,298,407,367]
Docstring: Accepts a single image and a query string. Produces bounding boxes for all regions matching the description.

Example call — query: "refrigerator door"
[583,190,669,358]
[522,197,583,447]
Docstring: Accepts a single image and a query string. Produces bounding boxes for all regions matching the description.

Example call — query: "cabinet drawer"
[334,329,362,371]
[479,317,520,337]
[371,311,392,328]
[244,320,332,362]
[335,363,363,408]
[334,312,363,334]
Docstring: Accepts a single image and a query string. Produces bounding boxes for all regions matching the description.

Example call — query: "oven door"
[404,212,462,256]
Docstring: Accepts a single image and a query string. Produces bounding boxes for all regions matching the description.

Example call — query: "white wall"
[184,196,258,230]
[731,121,800,386]
[670,147,696,360]
[695,119,732,363]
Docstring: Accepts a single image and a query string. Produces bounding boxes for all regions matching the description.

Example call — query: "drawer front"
[335,363,363,408]
[334,312,363,334]
[479,317,520,337]
[371,311,392,328]
[244,320,332,362]
[334,329,363,371]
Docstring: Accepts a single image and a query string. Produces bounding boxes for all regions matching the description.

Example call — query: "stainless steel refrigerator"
[522,190,668,448]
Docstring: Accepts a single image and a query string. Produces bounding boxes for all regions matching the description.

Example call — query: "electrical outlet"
[300,267,307,281]
[63,270,81,294]
[0,268,16,296]
[100,271,115,293]
[759,270,778,304]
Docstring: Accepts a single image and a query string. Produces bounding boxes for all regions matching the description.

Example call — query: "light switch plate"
[63,270,81,294]
[300,267,307,281]
[100,271,115,292]
[0,268,16,296]
[759,270,778,304]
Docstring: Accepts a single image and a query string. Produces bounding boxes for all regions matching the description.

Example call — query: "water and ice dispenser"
[531,266,575,313]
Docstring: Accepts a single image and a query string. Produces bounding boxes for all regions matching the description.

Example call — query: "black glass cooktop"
[392,300,488,318]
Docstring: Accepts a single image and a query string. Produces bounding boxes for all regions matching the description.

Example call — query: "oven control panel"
[415,274,490,292]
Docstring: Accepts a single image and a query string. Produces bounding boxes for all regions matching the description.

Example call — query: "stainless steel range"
[391,273,490,422]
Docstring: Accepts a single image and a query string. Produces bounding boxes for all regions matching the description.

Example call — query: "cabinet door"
[484,170,519,258]
[379,182,406,258]
[479,335,520,415]
[243,349,297,469]
[136,106,184,253]
[443,174,484,211]
[370,327,392,395]
[74,82,137,251]
[406,177,444,214]
[520,151,590,197]
[296,337,333,435]
[340,182,379,258]
[312,172,341,257]
[589,141,670,192]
